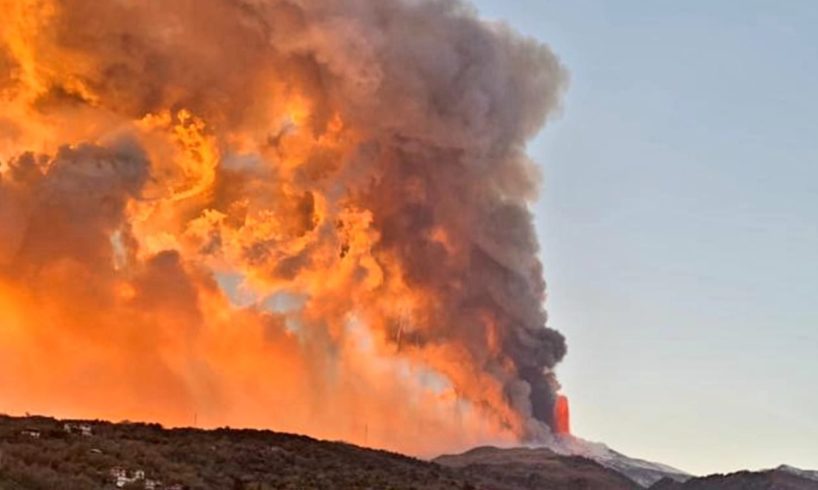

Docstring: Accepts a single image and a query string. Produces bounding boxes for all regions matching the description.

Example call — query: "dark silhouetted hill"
[0,414,635,489]
[650,466,818,490]
[1,414,815,489]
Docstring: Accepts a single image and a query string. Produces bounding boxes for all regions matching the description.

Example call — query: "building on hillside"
[20,429,41,438]
[110,467,148,488]
[64,423,93,436]
[144,478,162,490]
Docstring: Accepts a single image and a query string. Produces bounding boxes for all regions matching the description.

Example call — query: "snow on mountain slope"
[548,437,692,487]
[779,465,818,482]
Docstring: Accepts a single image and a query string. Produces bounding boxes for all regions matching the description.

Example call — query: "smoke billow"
[0,0,567,451]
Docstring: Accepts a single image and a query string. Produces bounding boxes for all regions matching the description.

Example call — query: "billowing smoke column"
[0,0,567,450]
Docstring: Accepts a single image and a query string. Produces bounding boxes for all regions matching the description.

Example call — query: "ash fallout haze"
[0,0,569,457]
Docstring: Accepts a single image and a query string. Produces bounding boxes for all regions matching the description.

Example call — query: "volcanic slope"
[435,446,639,489]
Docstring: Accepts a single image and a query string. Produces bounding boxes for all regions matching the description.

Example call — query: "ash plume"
[0,0,567,449]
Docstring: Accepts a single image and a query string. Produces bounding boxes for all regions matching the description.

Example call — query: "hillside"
[1,415,815,490]
[0,414,463,490]
[434,446,639,489]
[0,415,631,490]
[650,466,818,490]
[546,438,691,487]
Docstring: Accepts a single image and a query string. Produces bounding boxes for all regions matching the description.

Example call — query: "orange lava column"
[553,395,571,436]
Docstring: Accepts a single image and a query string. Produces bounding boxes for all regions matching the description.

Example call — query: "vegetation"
[0,414,486,489]
[0,414,664,489]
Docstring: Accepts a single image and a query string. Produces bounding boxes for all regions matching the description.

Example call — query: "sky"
[470,0,818,475]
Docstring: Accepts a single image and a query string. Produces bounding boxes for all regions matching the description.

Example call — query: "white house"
[20,429,41,438]
[64,423,93,436]
[144,478,162,490]
[110,467,148,488]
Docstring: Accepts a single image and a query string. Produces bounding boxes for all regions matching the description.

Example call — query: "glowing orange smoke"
[0,0,568,455]
[553,395,571,436]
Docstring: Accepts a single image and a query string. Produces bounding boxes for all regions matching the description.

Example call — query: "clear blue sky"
[470,0,818,475]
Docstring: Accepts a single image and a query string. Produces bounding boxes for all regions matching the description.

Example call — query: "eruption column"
[0,0,568,450]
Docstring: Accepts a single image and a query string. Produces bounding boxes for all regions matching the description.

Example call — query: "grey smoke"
[2,0,568,438]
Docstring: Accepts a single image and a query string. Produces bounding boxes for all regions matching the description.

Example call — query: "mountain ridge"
[0,414,815,489]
